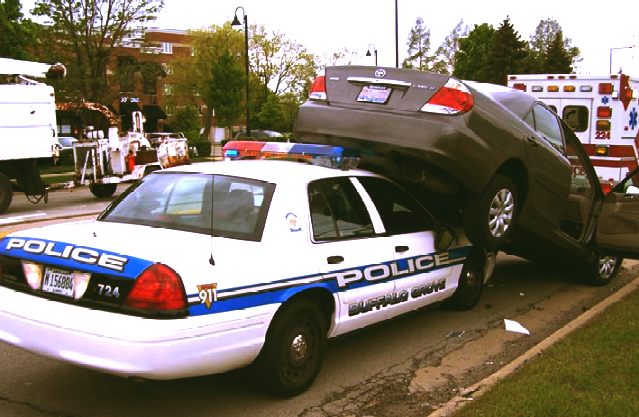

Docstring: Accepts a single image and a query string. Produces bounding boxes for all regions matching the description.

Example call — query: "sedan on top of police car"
[0,148,493,397]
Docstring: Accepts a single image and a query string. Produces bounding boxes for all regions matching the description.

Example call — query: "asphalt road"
[1,188,637,417]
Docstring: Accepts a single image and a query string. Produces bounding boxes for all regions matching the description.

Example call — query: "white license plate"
[42,267,74,298]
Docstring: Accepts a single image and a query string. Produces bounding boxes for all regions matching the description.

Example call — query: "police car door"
[596,167,639,257]
[355,177,455,317]
[308,177,395,335]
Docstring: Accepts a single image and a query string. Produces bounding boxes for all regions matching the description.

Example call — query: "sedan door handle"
[395,245,409,253]
[327,255,344,264]
[526,136,539,147]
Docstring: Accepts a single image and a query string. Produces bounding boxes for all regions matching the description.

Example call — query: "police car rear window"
[99,172,274,241]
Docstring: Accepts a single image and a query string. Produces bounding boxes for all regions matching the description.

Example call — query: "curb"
[427,269,639,417]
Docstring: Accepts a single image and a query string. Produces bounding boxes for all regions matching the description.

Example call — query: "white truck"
[0,58,65,214]
[508,73,639,190]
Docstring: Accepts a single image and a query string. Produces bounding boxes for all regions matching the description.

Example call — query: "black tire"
[584,254,622,286]
[0,172,12,214]
[89,183,117,198]
[255,299,327,397]
[464,174,517,250]
[445,248,485,310]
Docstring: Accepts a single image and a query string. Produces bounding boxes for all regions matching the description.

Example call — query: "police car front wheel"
[255,299,327,397]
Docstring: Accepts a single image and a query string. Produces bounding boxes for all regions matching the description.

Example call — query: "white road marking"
[0,212,48,225]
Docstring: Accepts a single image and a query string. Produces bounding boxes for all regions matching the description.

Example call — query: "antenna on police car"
[209,174,216,266]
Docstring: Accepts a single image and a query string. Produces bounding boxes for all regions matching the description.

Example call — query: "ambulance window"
[532,104,565,152]
[562,106,589,133]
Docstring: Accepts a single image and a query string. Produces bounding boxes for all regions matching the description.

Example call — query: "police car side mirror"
[435,227,455,251]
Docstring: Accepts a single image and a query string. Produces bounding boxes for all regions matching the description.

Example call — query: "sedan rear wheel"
[464,174,517,250]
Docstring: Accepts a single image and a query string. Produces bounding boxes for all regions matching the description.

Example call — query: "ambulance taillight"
[599,83,613,94]
[597,107,612,118]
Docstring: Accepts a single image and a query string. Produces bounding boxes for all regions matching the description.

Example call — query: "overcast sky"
[23,0,639,75]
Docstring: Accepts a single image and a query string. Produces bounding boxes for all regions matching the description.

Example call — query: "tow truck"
[508,73,639,190]
[65,102,190,197]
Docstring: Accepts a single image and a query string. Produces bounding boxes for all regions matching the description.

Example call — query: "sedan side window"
[308,178,374,241]
[529,104,565,153]
[357,176,434,234]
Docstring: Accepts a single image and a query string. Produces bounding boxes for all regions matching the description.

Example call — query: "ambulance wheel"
[89,183,117,198]
[256,299,327,397]
[464,174,517,250]
[445,248,485,310]
[0,172,12,214]
[585,254,622,286]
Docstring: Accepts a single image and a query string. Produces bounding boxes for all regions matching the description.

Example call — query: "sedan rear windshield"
[99,172,275,241]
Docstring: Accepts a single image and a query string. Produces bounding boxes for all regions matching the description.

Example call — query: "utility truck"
[0,58,66,214]
[508,73,639,191]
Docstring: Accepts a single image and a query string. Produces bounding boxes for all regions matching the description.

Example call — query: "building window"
[164,83,174,96]
[165,104,175,116]
[162,42,173,54]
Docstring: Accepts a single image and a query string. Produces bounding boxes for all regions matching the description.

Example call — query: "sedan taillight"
[309,73,327,101]
[421,78,474,115]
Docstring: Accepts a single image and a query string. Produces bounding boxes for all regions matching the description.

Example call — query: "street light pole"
[609,45,634,74]
[395,0,399,68]
[366,44,378,66]
[232,6,250,137]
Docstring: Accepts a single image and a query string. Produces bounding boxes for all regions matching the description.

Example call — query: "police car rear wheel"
[445,248,485,310]
[256,299,326,397]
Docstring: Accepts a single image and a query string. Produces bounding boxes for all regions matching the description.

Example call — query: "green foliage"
[172,105,200,141]
[453,23,496,81]
[544,31,573,74]
[207,50,245,127]
[31,0,164,102]
[0,0,36,60]
[484,17,529,85]
[526,18,580,74]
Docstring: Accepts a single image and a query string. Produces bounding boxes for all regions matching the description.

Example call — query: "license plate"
[357,85,392,104]
[42,267,75,298]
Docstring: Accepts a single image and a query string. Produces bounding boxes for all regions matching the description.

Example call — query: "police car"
[0,145,494,396]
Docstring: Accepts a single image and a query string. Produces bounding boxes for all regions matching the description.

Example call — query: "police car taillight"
[124,263,187,312]
[420,78,474,115]
[309,72,327,101]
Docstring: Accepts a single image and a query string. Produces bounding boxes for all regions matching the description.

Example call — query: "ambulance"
[507,73,639,190]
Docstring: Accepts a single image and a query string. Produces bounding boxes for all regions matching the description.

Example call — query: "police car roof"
[160,159,379,183]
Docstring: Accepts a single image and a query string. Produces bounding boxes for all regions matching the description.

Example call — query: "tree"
[250,25,317,103]
[431,20,468,75]
[172,24,245,140]
[453,23,495,82]
[484,17,528,85]
[0,0,36,60]
[527,18,580,73]
[544,30,573,73]
[403,17,433,70]
[31,0,164,103]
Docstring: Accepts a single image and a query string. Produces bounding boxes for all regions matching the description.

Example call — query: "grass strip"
[453,289,639,417]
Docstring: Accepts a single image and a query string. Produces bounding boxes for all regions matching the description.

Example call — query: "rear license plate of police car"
[42,267,74,297]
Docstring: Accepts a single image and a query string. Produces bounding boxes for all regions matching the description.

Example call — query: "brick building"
[111,28,201,133]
